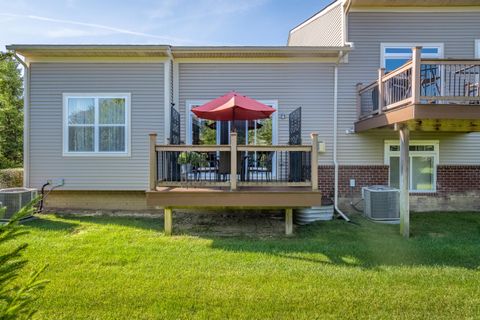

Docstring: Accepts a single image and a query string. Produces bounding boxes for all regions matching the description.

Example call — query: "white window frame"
[384,140,439,193]
[62,93,131,157]
[380,43,444,69]
[185,100,279,146]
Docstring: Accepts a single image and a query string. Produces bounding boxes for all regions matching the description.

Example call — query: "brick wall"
[318,165,389,198]
[436,165,480,195]
[319,164,480,196]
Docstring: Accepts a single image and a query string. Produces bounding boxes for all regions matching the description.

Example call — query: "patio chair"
[218,151,248,182]
[246,151,274,182]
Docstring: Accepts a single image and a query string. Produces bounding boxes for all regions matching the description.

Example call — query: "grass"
[6,212,480,319]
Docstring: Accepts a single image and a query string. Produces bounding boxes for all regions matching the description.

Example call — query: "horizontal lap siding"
[29,63,164,190]
[178,63,335,164]
[288,3,343,46]
[339,12,480,165]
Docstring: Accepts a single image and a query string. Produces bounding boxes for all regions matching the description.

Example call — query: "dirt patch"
[47,209,291,237]
[172,211,289,237]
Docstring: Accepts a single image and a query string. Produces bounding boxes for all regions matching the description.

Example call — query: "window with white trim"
[384,141,439,192]
[63,94,130,156]
[381,44,443,72]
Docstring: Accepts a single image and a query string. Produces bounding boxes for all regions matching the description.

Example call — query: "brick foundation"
[319,164,480,212]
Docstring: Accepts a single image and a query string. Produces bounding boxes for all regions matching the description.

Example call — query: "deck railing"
[357,47,480,119]
[149,132,319,191]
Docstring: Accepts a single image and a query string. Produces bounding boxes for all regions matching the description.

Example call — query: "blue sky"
[0,0,332,51]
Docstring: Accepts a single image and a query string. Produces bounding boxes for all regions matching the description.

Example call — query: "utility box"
[0,188,38,221]
[363,185,400,221]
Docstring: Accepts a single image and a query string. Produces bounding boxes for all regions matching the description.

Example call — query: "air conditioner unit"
[0,188,38,221]
[363,185,400,221]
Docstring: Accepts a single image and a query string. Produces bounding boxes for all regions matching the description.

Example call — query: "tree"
[0,199,48,319]
[0,52,24,169]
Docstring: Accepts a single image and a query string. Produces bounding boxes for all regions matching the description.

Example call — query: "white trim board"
[62,93,131,157]
[476,39,480,58]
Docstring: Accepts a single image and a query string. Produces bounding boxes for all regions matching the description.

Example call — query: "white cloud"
[0,12,197,44]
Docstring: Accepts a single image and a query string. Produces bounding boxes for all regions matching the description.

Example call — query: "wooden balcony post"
[310,132,319,191]
[230,132,237,191]
[411,46,422,104]
[149,133,157,191]
[356,83,363,119]
[378,68,385,113]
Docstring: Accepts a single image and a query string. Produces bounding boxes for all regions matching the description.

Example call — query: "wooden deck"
[146,186,322,209]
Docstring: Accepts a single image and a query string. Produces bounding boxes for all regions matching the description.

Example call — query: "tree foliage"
[0,52,23,169]
[0,199,48,319]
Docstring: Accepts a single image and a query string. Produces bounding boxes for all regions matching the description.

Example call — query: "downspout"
[333,55,350,222]
[10,51,30,188]
[164,47,173,144]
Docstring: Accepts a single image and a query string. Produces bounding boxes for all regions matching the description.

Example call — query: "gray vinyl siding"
[338,11,480,165]
[29,63,164,190]
[178,63,335,164]
[288,2,343,46]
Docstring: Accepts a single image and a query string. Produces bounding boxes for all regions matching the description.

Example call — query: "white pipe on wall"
[333,64,350,222]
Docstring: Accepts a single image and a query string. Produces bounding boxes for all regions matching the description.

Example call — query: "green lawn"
[7,212,480,319]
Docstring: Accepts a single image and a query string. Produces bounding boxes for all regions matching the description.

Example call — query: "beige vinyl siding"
[178,63,335,164]
[338,11,480,165]
[29,63,164,190]
[288,2,343,46]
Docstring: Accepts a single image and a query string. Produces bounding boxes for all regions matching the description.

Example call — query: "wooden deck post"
[230,132,238,191]
[149,133,157,191]
[164,207,173,236]
[378,68,385,113]
[310,133,319,191]
[411,46,422,105]
[356,83,363,119]
[285,208,293,235]
[398,124,410,238]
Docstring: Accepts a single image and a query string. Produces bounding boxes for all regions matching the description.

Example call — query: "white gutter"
[333,57,350,222]
[9,51,30,187]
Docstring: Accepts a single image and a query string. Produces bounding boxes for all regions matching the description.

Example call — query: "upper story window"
[381,43,444,72]
[384,140,439,192]
[63,93,131,156]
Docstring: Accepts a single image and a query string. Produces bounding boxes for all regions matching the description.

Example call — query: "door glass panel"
[411,156,434,191]
[385,58,410,72]
[389,156,400,189]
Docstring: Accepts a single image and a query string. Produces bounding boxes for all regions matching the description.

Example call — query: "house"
[7,0,480,235]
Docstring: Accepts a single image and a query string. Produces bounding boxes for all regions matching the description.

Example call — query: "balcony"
[355,47,480,132]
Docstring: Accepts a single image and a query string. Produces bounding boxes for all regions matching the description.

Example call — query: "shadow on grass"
[23,211,480,270]
[206,213,480,270]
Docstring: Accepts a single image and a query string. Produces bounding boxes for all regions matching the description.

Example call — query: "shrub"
[0,198,48,319]
[0,168,23,189]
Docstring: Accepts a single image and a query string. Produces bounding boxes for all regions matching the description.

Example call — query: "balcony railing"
[357,47,480,119]
[149,132,319,191]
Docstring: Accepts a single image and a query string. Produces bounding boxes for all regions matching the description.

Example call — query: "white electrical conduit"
[333,64,350,222]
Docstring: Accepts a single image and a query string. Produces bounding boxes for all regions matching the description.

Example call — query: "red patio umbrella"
[191,91,276,122]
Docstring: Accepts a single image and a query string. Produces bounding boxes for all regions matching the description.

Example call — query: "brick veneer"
[318,165,389,198]
[436,165,480,195]
[318,165,480,198]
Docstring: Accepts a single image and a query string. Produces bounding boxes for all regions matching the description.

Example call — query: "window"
[476,39,480,59]
[381,43,443,72]
[384,141,439,192]
[63,94,130,156]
